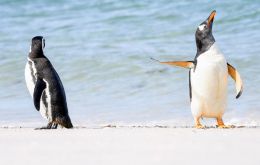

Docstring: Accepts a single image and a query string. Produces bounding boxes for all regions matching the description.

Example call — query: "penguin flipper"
[33,78,46,111]
[150,58,194,69]
[227,63,243,99]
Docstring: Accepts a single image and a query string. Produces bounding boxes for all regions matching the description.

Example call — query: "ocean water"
[0,0,260,127]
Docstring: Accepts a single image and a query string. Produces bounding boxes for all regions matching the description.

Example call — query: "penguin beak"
[207,10,216,28]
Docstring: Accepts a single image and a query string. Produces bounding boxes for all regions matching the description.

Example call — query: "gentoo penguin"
[151,10,243,128]
[25,36,73,129]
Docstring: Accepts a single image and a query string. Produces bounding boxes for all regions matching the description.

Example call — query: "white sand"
[0,127,259,165]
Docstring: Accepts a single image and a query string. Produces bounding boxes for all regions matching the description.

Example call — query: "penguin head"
[29,36,45,58]
[195,10,216,55]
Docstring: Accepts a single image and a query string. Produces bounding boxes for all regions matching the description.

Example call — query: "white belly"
[190,44,228,118]
[25,61,35,97]
[25,59,50,120]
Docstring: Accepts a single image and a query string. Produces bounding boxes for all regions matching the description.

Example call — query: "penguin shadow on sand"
[151,10,243,129]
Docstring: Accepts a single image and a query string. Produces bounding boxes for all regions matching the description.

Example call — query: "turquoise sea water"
[0,0,259,127]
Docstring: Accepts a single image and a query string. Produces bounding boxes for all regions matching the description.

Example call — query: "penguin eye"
[198,24,206,31]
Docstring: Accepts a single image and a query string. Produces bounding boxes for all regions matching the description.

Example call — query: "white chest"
[25,59,37,97]
[190,43,228,117]
[25,59,51,120]
[191,44,228,86]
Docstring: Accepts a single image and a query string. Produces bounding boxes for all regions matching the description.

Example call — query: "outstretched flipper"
[33,78,46,111]
[227,63,243,99]
[150,57,194,69]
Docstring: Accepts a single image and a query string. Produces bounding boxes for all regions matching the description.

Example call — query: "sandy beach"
[0,127,259,165]
[0,1,259,165]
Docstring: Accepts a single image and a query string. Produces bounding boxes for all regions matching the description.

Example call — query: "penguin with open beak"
[151,10,243,128]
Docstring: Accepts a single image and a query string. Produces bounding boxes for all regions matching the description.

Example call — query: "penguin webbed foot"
[194,117,206,129]
[216,118,234,129]
[51,123,58,129]
[195,124,206,129]
[216,125,234,129]
[35,122,58,130]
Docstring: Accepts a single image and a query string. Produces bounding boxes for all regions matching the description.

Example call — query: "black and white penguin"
[25,36,73,129]
[151,10,243,128]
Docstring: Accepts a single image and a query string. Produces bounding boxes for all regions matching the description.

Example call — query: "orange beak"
[207,10,216,27]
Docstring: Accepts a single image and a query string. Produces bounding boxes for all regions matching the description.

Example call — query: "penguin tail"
[56,116,73,129]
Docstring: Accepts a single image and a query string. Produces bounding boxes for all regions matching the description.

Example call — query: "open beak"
[207,10,216,28]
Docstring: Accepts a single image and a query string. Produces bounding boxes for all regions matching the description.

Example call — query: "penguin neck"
[195,34,215,58]
[29,49,45,59]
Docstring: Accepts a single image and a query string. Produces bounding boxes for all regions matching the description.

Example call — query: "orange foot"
[217,125,234,129]
[216,117,234,129]
[195,124,206,129]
